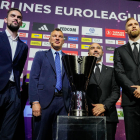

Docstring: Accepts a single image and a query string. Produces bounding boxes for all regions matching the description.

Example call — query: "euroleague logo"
[89,28,95,33]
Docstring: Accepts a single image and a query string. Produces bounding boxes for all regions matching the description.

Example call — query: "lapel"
[13,38,23,61]
[91,72,98,84]
[46,49,56,74]
[62,52,65,78]
[98,64,107,85]
[1,31,12,60]
[124,42,138,65]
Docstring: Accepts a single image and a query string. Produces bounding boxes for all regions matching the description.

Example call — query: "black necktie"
[95,63,100,82]
[133,42,139,64]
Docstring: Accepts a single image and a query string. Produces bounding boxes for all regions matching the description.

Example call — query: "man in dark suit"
[87,43,120,140]
[29,28,71,140]
[0,8,28,140]
[114,17,140,140]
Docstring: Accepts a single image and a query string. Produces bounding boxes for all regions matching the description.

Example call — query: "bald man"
[86,43,120,140]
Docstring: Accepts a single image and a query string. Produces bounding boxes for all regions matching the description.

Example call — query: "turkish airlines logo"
[62,50,78,56]
[43,34,50,39]
[105,29,126,38]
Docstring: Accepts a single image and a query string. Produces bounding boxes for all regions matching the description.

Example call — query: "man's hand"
[32,102,41,117]
[131,85,140,98]
[92,104,105,116]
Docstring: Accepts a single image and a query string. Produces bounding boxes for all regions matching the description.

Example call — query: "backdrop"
[0,0,140,139]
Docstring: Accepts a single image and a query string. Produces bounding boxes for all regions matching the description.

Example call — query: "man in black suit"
[87,43,120,140]
[114,17,140,140]
[0,8,28,140]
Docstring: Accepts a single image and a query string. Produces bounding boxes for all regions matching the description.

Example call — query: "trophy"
[62,55,97,116]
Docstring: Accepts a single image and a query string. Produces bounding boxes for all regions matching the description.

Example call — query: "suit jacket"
[114,42,140,106]
[0,31,28,95]
[29,49,71,112]
[86,64,120,122]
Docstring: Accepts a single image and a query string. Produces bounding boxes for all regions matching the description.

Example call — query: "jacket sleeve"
[114,48,135,98]
[29,51,43,103]
[103,69,120,110]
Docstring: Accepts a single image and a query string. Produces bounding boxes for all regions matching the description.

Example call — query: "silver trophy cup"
[62,55,97,116]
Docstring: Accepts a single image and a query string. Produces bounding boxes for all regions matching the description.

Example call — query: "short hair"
[7,8,22,19]
[125,17,136,26]
[51,28,63,36]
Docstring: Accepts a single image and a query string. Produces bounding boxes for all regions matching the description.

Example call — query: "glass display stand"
[56,116,106,140]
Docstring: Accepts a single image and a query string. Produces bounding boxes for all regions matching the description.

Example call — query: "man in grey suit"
[114,17,140,140]
[87,43,120,140]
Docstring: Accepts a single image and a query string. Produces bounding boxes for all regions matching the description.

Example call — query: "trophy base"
[70,109,88,116]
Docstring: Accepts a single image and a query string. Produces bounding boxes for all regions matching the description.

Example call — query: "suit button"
[53,85,55,87]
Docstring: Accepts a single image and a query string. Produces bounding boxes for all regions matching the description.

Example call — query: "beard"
[97,55,102,61]
[7,23,20,32]
[129,30,140,38]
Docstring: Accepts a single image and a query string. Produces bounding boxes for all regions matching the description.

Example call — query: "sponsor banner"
[58,24,79,35]
[27,60,33,71]
[21,40,27,44]
[0,19,4,28]
[116,95,122,106]
[30,41,42,46]
[68,43,78,49]
[42,41,51,46]
[62,43,67,48]
[32,22,54,32]
[19,21,30,31]
[81,38,92,43]
[105,29,126,38]
[116,40,126,45]
[24,105,32,117]
[117,108,124,120]
[81,44,90,49]
[106,46,116,51]
[64,36,68,41]
[26,73,30,79]
[106,53,114,63]
[20,73,23,78]
[81,52,88,56]
[105,39,115,44]
[43,34,50,39]
[18,32,28,38]
[92,38,103,43]
[31,33,42,39]
[62,50,78,56]
[29,48,48,58]
[82,26,102,36]
[68,36,78,41]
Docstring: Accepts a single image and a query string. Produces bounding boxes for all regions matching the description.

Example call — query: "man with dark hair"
[0,8,28,140]
[87,43,120,140]
[114,18,140,140]
[29,28,71,140]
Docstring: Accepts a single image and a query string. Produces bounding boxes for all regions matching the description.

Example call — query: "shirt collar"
[97,61,102,66]
[51,48,62,55]
[5,29,19,41]
[129,39,140,46]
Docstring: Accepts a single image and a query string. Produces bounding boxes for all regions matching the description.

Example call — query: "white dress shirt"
[5,29,18,82]
[94,62,102,73]
[129,39,140,52]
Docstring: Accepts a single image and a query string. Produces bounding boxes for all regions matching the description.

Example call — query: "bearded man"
[0,8,28,140]
[114,17,140,140]
[86,43,120,140]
